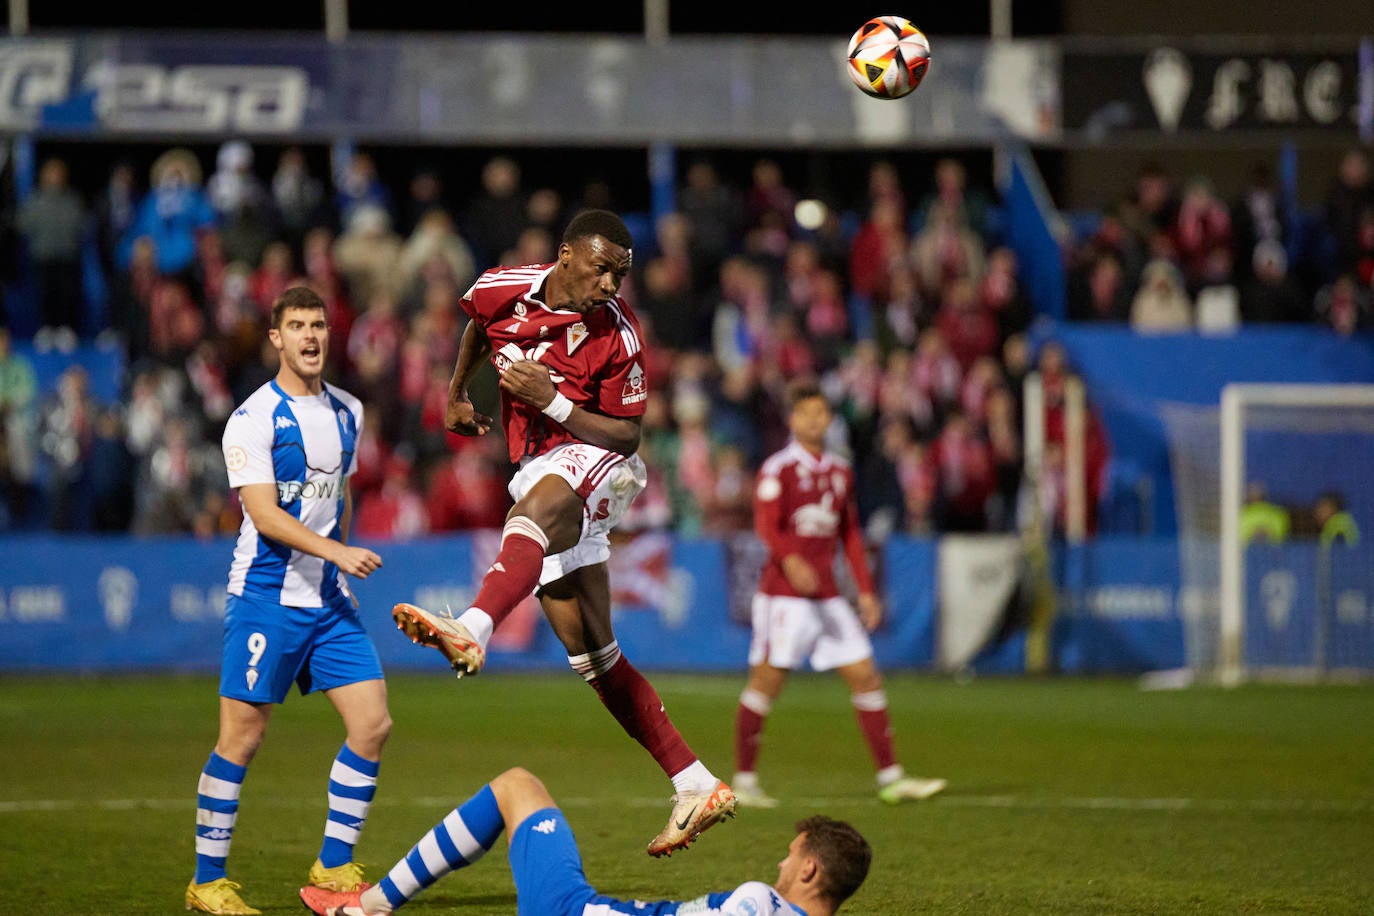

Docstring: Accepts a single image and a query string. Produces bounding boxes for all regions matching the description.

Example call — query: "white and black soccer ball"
[846,15,931,100]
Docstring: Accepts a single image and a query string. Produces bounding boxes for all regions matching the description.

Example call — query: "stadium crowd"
[0,143,1370,541]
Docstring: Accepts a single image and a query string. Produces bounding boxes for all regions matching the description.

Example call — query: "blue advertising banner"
[14,534,1364,677]
[0,533,935,675]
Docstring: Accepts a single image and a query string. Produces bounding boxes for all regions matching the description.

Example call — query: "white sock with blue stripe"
[318,743,380,867]
[362,783,503,912]
[194,752,247,884]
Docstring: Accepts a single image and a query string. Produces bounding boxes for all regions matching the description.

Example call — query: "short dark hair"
[271,286,327,329]
[563,208,633,250]
[784,376,827,414]
[796,815,872,907]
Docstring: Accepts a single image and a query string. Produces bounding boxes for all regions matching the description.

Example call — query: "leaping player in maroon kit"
[732,377,947,808]
[391,209,736,857]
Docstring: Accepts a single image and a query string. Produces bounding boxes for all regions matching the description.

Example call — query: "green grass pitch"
[1,671,1371,914]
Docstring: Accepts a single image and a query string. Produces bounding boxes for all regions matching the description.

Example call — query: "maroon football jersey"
[753,441,876,599]
[462,264,648,464]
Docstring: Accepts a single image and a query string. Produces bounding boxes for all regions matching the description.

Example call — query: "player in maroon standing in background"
[390,209,736,857]
[732,377,947,808]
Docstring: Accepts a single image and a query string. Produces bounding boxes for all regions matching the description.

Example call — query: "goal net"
[1161,383,1374,685]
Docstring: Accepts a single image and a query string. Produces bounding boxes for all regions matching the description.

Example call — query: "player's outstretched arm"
[239,483,382,578]
[446,320,495,436]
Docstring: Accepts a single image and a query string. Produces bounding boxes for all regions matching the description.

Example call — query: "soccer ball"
[846,16,931,100]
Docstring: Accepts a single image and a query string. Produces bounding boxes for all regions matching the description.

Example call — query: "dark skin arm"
[499,360,642,456]
[445,320,495,436]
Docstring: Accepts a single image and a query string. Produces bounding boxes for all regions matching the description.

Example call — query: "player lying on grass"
[300,766,871,916]
[391,209,733,856]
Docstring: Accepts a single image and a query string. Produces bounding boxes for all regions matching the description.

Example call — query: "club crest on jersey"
[514,302,528,318]
[567,322,589,354]
[621,362,647,405]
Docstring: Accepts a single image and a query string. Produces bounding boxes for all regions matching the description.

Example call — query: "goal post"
[1167,382,1374,686]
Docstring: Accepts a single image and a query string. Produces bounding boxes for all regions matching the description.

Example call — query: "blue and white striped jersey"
[221,379,362,608]
[582,882,807,915]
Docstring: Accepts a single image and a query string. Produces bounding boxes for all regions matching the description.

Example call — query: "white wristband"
[542,391,574,424]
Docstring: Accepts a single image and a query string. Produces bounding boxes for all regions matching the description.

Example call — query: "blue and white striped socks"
[318,743,380,868]
[365,783,503,912]
[194,752,246,884]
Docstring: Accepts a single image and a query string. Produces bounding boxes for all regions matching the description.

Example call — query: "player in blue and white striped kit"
[186,287,392,916]
[300,767,872,916]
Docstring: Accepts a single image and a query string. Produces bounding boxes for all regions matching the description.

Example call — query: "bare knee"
[491,767,557,832]
[348,711,393,759]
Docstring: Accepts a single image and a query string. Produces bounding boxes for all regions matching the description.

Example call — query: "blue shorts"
[219,592,384,704]
[509,809,597,916]
[509,810,679,916]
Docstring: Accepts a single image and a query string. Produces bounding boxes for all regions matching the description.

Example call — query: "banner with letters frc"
[1062,42,1372,140]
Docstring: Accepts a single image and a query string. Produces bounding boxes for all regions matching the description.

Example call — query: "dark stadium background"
[1,3,1063,219]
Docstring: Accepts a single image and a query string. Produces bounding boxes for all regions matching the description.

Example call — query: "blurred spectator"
[1171,175,1231,295]
[1313,274,1372,337]
[711,255,773,375]
[935,276,1000,373]
[1239,480,1290,546]
[18,156,88,344]
[462,155,528,268]
[399,165,449,237]
[118,148,217,278]
[503,224,557,269]
[1129,258,1192,332]
[395,208,477,310]
[1241,239,1305,323]
[207,140,274,266]
[353,451,429,540]
[131,413,224,535]
[425,440,511,532]
[743,157,797,240]
[979,246,1032,342]
[1354,207,1374,288]
[930,408,996,532]
[333,203,403,310]
[848,195,909,307]
[857,413,913,536]
[700,443,754,534]
[1311,490,1359,547]
[38,365,97,530]
[334,148,392,230]
[1118,161,1179,262]
[1229,162,1288,291]
[1035,340,1110,536]
[915,157,993,243]
[93,160,139,294]
[184,338,236,428]
[678,158,742,302]
[250,240,302,318]
[871,263,927,356]
[89,405,135,532]
[638,254,696,354]
[1192,246,1241,333]
[908,328,961,429]
[984,384,1023,532]
[0,327,38,527]
[271,145,331,253]
[146,275,206,365]
[910,200,985,303]
[1324,148,1372,277]
[345,288,406,422]
[1068,250,1131,322]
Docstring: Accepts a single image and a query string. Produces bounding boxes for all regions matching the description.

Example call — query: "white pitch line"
[1,795,1369,815]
